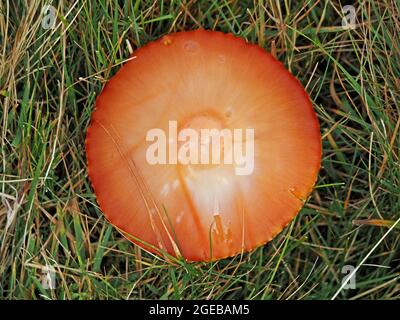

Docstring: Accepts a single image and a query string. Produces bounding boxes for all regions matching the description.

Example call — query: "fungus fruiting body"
[86,30,321,261]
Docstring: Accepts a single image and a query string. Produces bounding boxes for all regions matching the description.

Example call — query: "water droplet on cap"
[224,107,232,118]
[183,40,199,53]
[163,36,172,46]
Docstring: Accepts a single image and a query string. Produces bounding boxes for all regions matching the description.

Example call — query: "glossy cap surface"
[86,30,321,261]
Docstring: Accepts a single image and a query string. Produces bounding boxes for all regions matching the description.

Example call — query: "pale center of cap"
[178,112,227,171]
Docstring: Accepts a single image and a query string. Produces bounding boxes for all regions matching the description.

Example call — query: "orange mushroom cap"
[86,30,321,261]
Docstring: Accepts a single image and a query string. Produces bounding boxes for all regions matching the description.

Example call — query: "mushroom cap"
[86,30,321,261]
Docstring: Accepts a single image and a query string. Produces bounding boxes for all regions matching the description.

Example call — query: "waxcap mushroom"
[86,30,321,261]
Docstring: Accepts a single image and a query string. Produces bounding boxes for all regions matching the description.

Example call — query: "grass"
[0,0,399,300]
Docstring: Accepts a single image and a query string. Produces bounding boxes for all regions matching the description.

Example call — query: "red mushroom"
[86,30,321,261]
